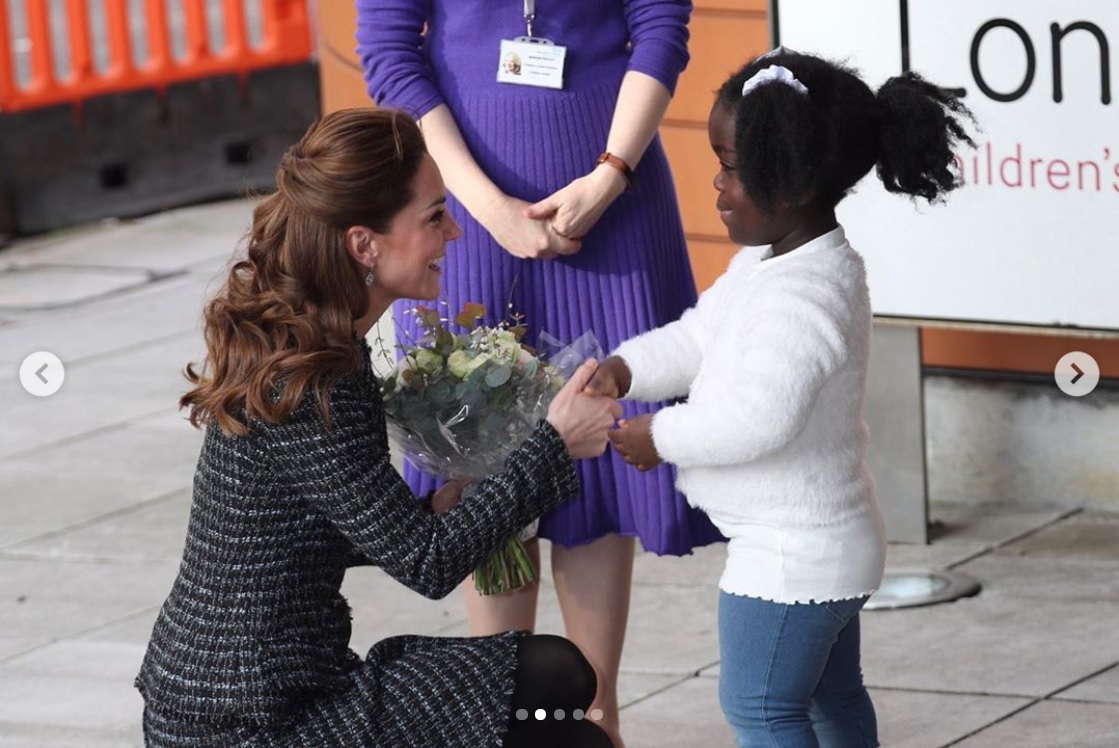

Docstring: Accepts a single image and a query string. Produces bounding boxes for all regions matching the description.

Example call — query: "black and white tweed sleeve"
[270,375,580,600]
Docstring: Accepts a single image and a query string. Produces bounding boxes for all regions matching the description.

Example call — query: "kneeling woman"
[136,108,620,748]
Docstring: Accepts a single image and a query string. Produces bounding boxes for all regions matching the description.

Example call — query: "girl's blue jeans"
[718,591,879,748]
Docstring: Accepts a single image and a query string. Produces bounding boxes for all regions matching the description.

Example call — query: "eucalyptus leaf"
[485,364,512,388]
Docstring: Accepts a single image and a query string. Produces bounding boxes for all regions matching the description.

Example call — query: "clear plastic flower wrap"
[381,303,601,595]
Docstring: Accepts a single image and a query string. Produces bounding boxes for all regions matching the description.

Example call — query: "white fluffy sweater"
[615,227,878,530]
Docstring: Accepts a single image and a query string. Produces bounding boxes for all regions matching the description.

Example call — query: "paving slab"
[0,724,142,748]
[869,688,1030,748]
[0,418,200,548]
[0,273,210,367]
[0,333,203,460]
[434,578,721,676]
[3,200,254,275]
[0,558,178,646]
[183,253,236,276]
[620,676,735,747]
[952,513,1119,604]
[861,595,1119,697]
[957,553,1119,604]
[78,608,161,646]
[7,491,191,562]
[996,512,1119,562]
[617,672,692,709]
[0,265,154,312]
[927,502,1074,547]
[631,541,725,587]
[1054,664,1119,704]
[342,566,468,653]
[619,584,721,675]
[883,539,989,571]
[952,699,1119,747]
[0,637,40,661]
[626,680,1031,747]
[0,640,145,746]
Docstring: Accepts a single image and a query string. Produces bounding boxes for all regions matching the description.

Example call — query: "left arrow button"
[20,352,65,397]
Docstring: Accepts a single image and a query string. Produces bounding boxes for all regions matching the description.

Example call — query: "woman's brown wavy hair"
[181,108,427,436]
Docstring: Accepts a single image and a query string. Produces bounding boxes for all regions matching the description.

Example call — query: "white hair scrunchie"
[741,65,809,98]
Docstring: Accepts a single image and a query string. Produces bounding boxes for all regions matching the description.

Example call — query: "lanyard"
[523,0,535,37]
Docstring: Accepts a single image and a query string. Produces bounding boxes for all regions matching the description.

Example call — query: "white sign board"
[773,0,1119,331]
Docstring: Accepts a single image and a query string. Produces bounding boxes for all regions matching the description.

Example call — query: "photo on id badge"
[497,37,566,89]
[503,51,523,76]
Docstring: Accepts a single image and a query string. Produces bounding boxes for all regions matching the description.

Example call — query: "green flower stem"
[473,536,539,596]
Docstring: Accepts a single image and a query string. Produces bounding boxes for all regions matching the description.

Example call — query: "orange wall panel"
[316,1,371,114]
[668,2,770,293]
[923,329,1119,378]
[697,0,769,13]
[687,239,741,292]
[668,8,770,125]
[660,125,724,239]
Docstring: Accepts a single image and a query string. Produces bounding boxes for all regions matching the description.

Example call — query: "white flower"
[447,349,489,379]
[411,349,443,375]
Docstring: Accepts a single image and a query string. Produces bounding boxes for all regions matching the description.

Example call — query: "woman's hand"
[583,355,633,399]
[525,165,627,240]
[546,359,623,459]
[481,194,582,260]
[430,479,472,515]
[609,414,662,472]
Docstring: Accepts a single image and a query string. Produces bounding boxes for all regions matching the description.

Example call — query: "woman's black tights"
[504,634,614,748]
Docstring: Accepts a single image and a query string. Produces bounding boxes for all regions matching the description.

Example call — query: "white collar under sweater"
[614,225,878,528]
[730,225,849,272]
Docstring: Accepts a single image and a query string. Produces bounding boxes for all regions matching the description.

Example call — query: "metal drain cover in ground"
[864,571,981,611]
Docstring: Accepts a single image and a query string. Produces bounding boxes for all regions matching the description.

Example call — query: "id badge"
[497,37,567,90]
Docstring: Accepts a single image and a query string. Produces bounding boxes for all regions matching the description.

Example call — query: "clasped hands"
[484,166,626,261]
[548,357,662,471]
[584,356,663,473]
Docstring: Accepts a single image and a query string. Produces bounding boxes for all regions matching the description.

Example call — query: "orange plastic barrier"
[0,0,312,112]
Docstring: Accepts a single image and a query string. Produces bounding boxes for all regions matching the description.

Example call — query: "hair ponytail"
[181,108,427,436]
[875,72,975,202]
[716,52,974,211]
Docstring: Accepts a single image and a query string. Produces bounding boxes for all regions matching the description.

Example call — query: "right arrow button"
[1055,352,1099,397]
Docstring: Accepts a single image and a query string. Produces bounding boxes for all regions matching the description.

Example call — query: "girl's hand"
[481,194,581,260]
[583,355,633,399]
[609,414,662,471]
[546,360,623,459]
[525,166,627,241]
[431,479,471,514]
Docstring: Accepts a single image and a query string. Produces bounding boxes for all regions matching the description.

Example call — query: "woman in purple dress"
[357,3,724,742]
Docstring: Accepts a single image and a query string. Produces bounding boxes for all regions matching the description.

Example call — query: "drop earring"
[364,266,376,287]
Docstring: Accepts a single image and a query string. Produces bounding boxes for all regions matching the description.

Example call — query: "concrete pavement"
[1,199,1118,747]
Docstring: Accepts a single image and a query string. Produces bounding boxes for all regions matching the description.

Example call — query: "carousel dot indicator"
[573,709,585,721]
[590,709,604,721]
[515,709,528,721]
[534,709,546,721]
[554,709,565,720]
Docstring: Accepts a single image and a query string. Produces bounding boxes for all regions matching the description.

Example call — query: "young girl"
[587,50,973,747]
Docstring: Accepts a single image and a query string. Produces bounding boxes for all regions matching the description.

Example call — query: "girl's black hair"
[715,51,975,212]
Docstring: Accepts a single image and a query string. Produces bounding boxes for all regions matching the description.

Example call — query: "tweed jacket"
[135,340,579,726]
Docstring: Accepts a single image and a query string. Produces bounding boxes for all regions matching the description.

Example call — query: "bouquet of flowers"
[381,303,599,595]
